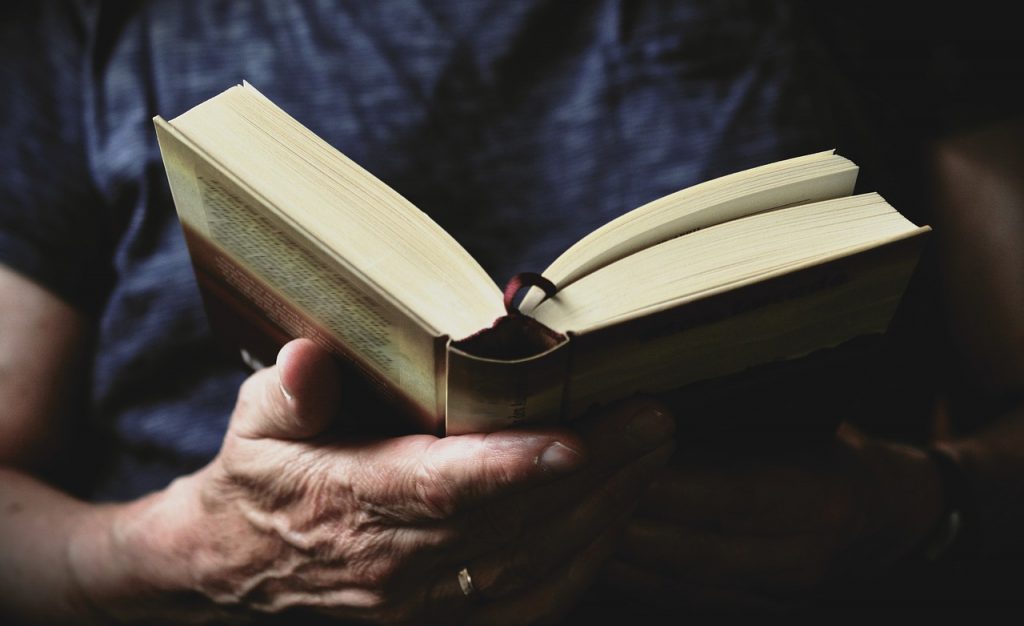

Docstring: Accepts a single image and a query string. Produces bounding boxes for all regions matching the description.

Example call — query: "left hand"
[601,423,945,611]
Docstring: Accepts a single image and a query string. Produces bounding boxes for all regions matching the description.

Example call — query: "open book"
[154,83,930,435]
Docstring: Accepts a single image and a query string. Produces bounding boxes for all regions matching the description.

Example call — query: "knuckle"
[236,372,266,409]
[411,457,459,520]
[231,369,288,436]
[343,588,394,618]
[416,524,461,552]
[338,559,407,613]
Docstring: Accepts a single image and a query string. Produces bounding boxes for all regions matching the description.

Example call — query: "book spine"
[445,339,571,435]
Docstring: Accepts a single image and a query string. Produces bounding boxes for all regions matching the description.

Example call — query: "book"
[154,82,931,436]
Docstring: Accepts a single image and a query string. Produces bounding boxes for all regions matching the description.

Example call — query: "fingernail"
[626,405,674,450]
[278,369,294,402]
[537,441,584,473]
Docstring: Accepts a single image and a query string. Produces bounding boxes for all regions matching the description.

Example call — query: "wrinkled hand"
[146,339,674,625]
[602,424,944,612]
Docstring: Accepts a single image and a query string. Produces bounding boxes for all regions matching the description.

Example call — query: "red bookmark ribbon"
[503,272,557,315]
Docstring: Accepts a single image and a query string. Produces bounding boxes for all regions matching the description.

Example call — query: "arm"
[601,116,1024,609]
[0,266,99,618]
[928,116,1024,554]
[0,265,676,624]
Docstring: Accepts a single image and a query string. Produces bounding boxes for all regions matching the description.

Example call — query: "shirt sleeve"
[0,3,115,313]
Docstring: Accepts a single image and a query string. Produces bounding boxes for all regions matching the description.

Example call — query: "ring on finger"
[457,566,476,598]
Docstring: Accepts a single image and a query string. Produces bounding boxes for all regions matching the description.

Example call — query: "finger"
[637,464,854,534]
[600,558,790,614]
[534,396,675,518]
[366,430,618,626]
[618,518,832,592]
[229,338,343,441]
[466,503,629,626]
[333,401,674,607]
[325,401,674,610]
[468,442,675,600]
[445,397,676,550]
[327,427,589,526]
[572,395,676,471]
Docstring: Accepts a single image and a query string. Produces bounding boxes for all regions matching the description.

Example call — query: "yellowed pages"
[156,118,448,432]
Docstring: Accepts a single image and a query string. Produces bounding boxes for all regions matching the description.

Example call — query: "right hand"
[90,339,675,625]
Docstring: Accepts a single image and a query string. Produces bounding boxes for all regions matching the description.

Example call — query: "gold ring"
[457,566,476,598]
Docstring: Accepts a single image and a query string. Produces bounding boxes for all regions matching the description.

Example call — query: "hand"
[600,424,944,612]
[78,339,675,625]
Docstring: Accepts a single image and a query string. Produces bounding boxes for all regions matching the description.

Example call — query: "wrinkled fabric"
[0,1,1018,500]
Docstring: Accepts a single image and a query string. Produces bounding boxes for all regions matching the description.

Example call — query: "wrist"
[66,471,222,624]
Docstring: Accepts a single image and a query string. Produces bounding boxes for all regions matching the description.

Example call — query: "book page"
[530,194,925,334]
[560,233,928,421]
[520,151,858,311]
[200,173,397,373]
[156,119,447,429]
[173,84,505,341]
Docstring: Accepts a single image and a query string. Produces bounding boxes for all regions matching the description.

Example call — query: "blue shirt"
[1,1,1019,501]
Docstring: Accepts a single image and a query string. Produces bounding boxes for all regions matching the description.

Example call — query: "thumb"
[340,429,588,523]
[229,338,342,440]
